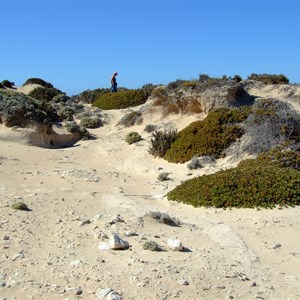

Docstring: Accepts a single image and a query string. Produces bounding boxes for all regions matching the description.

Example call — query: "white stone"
[167,239,184,251]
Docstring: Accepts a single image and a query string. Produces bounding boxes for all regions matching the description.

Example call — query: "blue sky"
[1,0,299,95]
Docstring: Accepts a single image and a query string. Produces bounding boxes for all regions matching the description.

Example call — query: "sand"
[0,107,300,300]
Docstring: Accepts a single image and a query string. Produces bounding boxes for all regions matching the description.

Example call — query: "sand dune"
[0,104,300,300]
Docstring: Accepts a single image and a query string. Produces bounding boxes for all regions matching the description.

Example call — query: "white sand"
[0,108,300,300]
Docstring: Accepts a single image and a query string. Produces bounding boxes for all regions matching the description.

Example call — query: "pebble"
[273,243,282,249]
[179,278,189,285]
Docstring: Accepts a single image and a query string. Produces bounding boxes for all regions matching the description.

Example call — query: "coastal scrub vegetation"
[0,89,59,127]
[243,99,300,154]
[162,106,251,163]
[125,131,142,144]
[92,89,148,110]
[247,73,289,84]
[149,129,178,158]
[167,155,300,208]
[22,78,54,88]
[28,87,63,102]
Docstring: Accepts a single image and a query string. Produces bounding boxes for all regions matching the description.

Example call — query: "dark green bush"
[70,88,109,104]
[92,89,148,110]
[80,116,102,128]
[11,202,31,211]
[240,145,300,171]
[167,160,300,208]
[163,107,250,163]
[149,129,178,158]
[125,131,142,144]
[0,82,4,89]
[182,81,198,89]
[232,75,242,82]
[23,78,53,88]
[28,87,63,102]
[247,73,289,84]
[1,80,13,88]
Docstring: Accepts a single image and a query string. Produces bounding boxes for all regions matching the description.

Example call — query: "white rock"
[99,233,129,250]
[167,239,184,251]
[96,288,122,299]
[70,260,83,267]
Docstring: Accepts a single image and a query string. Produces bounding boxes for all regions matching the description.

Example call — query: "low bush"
[157,172,170,181]
[0,90,59,126]
[182,81,198,89]
[144,124,157,133]
[1,80,13,88]
[22,78,53,88]
[143,240,160,251]
[11,202,30,211]
[146,211,180,226]
[247,73,289,84]
[28,87,63,102]
[125,131,142,144]
[70,88,109,104]
[163,107,250,163]
[187,156,202,170]
[118,111,143,127]
[240,145,300,171]
[243,99,300,154]
[148,129,178,158]
[64,121,91,139]
[80,116,102,128]
[92,89,148,110]
[167,158,300,208]
[0,82,4,89]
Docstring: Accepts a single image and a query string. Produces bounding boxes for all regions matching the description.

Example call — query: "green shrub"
[143,240,160,251]
[1,80,13,88]
[0,82,4,89]
[71,88,109,104]
[149,129,178,158]
[0,90,59,126]
[187,156,202,170]
[28,87,62,102]
[52,93,70,103]
[167,79,185,90]
[80,116,102,128]
[182,81,198,89]
[240,145,300,171]
[64,121,92,139]
[146,211,180,226]
[247,73,289,84]
[11,202,30,211]
[118,111,143,127]
[22,78,53,88]
[144,124,157,133]
[232,75,242,82]
[167,160,300,208]
[163,107,250,163]
[92,89,148,110]
[125,131,142,144]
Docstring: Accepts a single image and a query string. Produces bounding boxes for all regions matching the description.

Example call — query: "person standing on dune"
[111,71,118,93]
